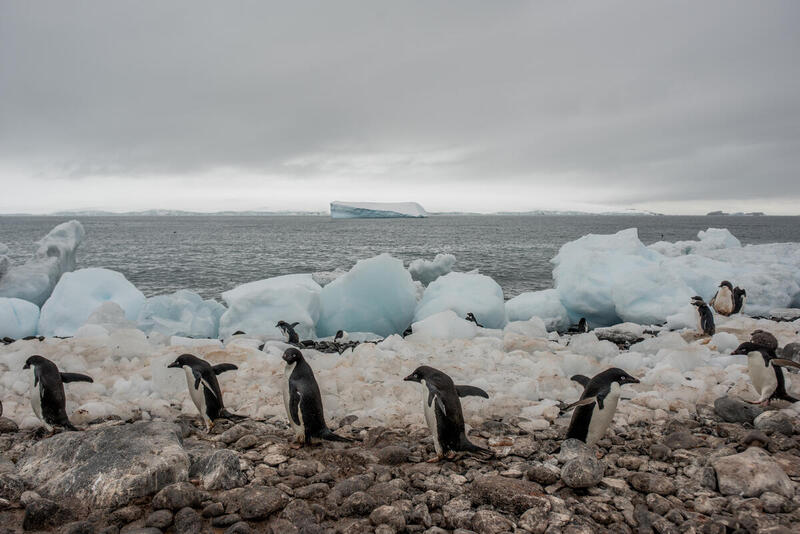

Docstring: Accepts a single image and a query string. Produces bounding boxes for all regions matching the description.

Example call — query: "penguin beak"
[23,363,30,370]
[403,374,417,382]
[167,361,180,368]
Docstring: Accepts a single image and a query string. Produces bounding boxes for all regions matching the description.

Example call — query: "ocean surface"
[2,215,800,300]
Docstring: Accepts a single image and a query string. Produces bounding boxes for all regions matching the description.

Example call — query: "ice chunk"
[311,268,347,287]
[710,332,740,353]
[567,333,619,360]
[411,310,477,339]
[649,228,741,257]
[330,201,427,218]
[407,254,456,285]
[503,317,548,339]
[0,220,85,306]
[38,268,146,337]
[219,274,321,339]
[138,289,225,338]
[505,289,570,331]
[414,272,507,329]
[170,336,224,348]
[317,254,417,337]
[0,297,40,338]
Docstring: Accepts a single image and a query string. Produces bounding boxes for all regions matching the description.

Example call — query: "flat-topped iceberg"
[330,201,428,219]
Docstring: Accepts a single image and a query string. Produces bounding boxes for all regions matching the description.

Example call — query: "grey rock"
[712,447,793,498]
[0,417,18,434]
[333,473,374,498]
[369,505,406,530]
[0,473,24,501]
[219,486,288,520]
[470,475,544,514]
[561,456,604,488]
[189,449,246,490]
[649,443,671,461]
[753,411,794,435]
[201,502,224,517]
[152,482,202,511]
[17,421,189,511]
[713,396,763,424]
[442,496,474,530]
[517,497,552,534]
[145,509,173,529]
[23,497,71,530]
[741,429,770,448]
[224,523,253,534]
[627,473,676,496]
[759,491,788,513]
[662,431,702,450]
[174,507,203,534]
[377,445,410,465]
[470,509,513,534]
[20,490,41,506]
[212,514,242,527]
[294,482,330,499]
[61,521,95,534]
[233,434,258,449]
[526,463,561,486]
[367,481,410,505]
[108,505,143,525]
[557,438,592,463]
[341,491,377,516]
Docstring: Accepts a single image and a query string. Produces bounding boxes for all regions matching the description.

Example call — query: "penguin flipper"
[288,388,302,426]
[60,372,93,383]
[563,396,597,412]
[425,387,447,416]
[212,363,238,375]
[191,369,203,391]
[290,322,300,328]
[772,359,800,370]
[570,375,591,387]
[455,385,489,399]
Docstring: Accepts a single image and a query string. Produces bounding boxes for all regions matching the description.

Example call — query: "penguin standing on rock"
[691,296,715,336]
[732,342,800,406]
[281,348,352,447]
[564,368,639,446]
[404,365,492,462]
[23,355,93,432]
[276,321,300,344]
[710,281,735,316]
[167,354,245,431]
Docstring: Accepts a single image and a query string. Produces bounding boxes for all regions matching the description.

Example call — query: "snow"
[37,268,146,337]
[219,274,321,340]
[0,220,85,306]
[317,254,417,337]
[410,310,478,340]
[138,289,225,338]
[0,298,40,339]
[330,201,428,219]
[505,289,571,331]
[407,253,456,285]
[414,271,507,329]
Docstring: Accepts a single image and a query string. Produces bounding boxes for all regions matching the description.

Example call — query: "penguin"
[402,326,413,337]
[276,321,300,343]
[570,374,591,387]
[691,297,715,336]
[709,281,735,316]
[23,355,93,432]
[564,368,639,446]
[167,353,244,431]
[465,313,483,328]
[732,342,800,406]
[281,348,352,447]
[403,365,492,462]
[334,330,347,342]
[568,318,589,334]
[750,329,778,351]
[732,287,746,314]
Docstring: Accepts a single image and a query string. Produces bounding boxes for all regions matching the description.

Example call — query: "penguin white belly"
[747,354,777,402]
[183,367,208,422]
[29,372,49,429]
[695,309,704,333]
[420,380,443,456]
[282,363,305,440]
[585,383,621,446]
[714,288,733,315]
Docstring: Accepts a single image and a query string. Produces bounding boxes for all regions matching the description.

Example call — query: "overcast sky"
[1,1,798,214]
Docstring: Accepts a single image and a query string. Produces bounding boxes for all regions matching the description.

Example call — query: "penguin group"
[690,280,748,337]
[733,330,800,406]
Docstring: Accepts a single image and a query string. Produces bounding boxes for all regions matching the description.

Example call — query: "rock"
[189,449,246,490]
[471,509,514,534]
[517,497,552,534]
[649,443,671,461]
[108,504,143,525]
[173,507,203,534]
[760,491,788,513]
[442,496,474,530]
[646,493,671,515]
[212,514,242,527]
[0,473,24,501]
[662,431,702,450]
[145,509,173,529]
[233,434,258,449]
[294,483,330,500]
[367,481,410,505]
[526,463,561,486]
[341,491,377,516]
[333,474,374,498]
[0,418,19,433]
[713,396,762,424]
[20,490,41,506]
[369,505,406,530]
[220,486,288,520]
[627,473,676,496]
[17,421,189,511]
[470,475,545,514]
[754,411,794,435]
[224,523,253,534]
[558,438,592,463]
[741,430,770,448]
[377,446,410,465]
[711,447,794,498]
[61,521,95,534]
[202,502,224,517]
[23,497,71,530]
[561,456,604,489]
[262,453,288,467]
[152,482,202,511]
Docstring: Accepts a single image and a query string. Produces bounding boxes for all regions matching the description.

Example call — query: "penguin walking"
[563,368,639,446]
[276,321,300,344]
[281,348,352,447]
[465,313,483,328]
[691,296,715,336]
[732,287,746,314]
[732,342,800,406]
[709,281,735,316]
[167,354,245,431]
[23,355,93,432]
[403,365,492,462]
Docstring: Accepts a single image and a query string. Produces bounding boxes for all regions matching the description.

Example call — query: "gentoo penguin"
[564,368,639,446]
[465,313,483,328]
[732,287,746,314]
[404,365,492,462]
[732,342,800,406]
[691,297,715,336]
[709,281,735,316]
[167,354,244,431]
[23,355,93,432]
[276,321,300,343]
[750,329,778,351]
[281,348,352,447]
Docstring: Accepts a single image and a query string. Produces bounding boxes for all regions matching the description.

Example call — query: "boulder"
[189,449,246,490]
[712,447,793,498]
[470,475,545,514]
[753,411,794,435]
[714,396,763,424]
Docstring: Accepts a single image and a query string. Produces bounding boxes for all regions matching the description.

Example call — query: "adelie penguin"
[732,287,747,314]
[168,354,245,431]
[24,355,93,432]
[404,365,492,462]
[732,342,800,406]
[465,313,483,328]
[276,321,300,344]
[563,368,639,446]
[691,296,715,336]
[281,348,352,447]
[709,281,735,316]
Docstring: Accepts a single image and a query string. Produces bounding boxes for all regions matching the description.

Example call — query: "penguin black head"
[719,281,733,290]
[595,367,640,386]
[168,353,202,369]
[23,354,50,370]
[334,330,344,342]
[403,365,440,383]
[732,341,767,356]
[282,347,304,364]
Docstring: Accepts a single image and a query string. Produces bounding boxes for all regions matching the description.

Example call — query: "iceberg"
[330,201,428,219]
[0,220,85,306]
[0,297,40,338]
[38,268,146,337]
[218,274,322,339]
[316,253,417,337]
[407,253,456,285]
[138,289,226,338]
[505,289,571,332]
[414,271,507,329]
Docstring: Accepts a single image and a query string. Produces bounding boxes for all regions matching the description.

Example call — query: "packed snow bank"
[138,290,226,339]
[317,254,417,337]
[414,272,507,329]
[0,220,85,306]
[407,253,456,285]
[330,201,428,219]
[411,310,478,339]
[506,289,571,332]
[0,298,40,338]
[38,268,146,337]
[219,274,321,340]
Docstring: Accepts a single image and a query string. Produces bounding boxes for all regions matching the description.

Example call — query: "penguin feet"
[425,455,444,463]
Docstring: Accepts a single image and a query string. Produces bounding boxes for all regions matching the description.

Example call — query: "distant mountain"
[41,209,328,217]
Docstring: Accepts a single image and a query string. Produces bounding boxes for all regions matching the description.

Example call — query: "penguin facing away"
[732,342,800,406]
[167,353,244,431]
[732,287,747,314]
[276,321,300,343]
[564,368,639,446]
[23,355,93,432]
[403,365,492,462]
[281,348,352,447]
[691,297,715,336]
[709,281,734,316]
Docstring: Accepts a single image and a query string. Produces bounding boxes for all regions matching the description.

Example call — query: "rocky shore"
[0,396,798,534]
